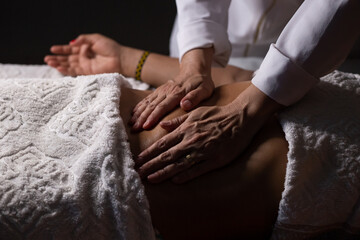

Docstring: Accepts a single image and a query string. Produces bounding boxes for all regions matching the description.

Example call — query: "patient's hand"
[44,33,134,76]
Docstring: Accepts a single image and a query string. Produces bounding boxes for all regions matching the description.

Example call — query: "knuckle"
[191,121,199,129]
[174,160,185,167]
[157,138,167,149]
[204,139,216,149]
[188,133,203,144]
[144,99,150,105]
[174,118,183,126]
[147,94,157,102]
[155,103,167,112]
[148,102,157,110]
[175,130,186,141]
[132,110,141,119]
[169,80,180,87]
[136,115,147,124]
[172,84,185,95]
[160,151,172,163]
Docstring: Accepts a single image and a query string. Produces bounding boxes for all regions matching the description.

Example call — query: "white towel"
[0,66,155,239]
[273,71,360,239]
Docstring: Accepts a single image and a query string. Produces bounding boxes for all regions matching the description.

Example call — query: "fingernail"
[143,120,150,129]
[181,100,192,110]
[136,155,143,163]
[70,39,76,44]
[147,174,159,183]
[133,122,140,129]
[128,117,135,126]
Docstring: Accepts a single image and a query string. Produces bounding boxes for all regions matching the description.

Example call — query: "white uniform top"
[173,0,360,106]
[170,0,302,59]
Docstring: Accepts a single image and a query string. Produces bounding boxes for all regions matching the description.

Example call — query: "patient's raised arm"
[44,34,133,76]
[44,33,253,87]
[44,33,178,86]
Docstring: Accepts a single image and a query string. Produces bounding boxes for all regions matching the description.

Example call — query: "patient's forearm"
[125,48,252,87]
[141,53,179,86]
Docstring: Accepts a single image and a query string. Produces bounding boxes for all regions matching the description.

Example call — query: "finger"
[44,55,54,63]
[160,114,188,132]
[56,61,70,69]
[132,91,159,114]
[55,61,81,76]
[138,141,189,180]
[48,60,72,72]
[136,130,183,166]
[46,55,68,63]
[135,96,166,129]
[142,94,184,129]
[78,44,92,73]
[50,45,71,54]
[50,45,80,55]
[146,155,197,183]
[171,160,218,184]
[71,33,101,46]
[180,85,213,111]
[56,66,73,76]
[44,55,65,65]
[45,59,60,68]
[68,54,79,63]
[79,44,91,58]
[55,66,71,75]
[130,94,158,125]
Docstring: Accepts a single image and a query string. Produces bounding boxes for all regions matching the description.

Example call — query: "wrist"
[118,45,143,78]
[179,47,214,78]
[232,84,283,121]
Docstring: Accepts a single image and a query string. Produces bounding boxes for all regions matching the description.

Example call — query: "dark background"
[0,0,359,73]
[0,0,177,64]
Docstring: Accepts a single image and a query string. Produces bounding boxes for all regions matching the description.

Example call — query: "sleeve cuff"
[177,20,231,67]
[251,44,319,106]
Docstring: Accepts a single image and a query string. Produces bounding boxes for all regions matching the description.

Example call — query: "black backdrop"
[1,0,359,72]
[0,0,177,64]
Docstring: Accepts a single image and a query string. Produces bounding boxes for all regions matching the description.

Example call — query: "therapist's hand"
[136,84,283,183]
[130,48,215,131]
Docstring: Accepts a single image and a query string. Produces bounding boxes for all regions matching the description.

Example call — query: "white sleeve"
[252,0,360,106]
[175,0,232,67]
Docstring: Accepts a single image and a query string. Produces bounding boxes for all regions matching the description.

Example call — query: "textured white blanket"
[0,64,155,240]
[274,71,360,239]
[1,64,359,239]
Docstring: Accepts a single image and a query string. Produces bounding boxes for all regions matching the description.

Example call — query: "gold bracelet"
[135,51,150,81]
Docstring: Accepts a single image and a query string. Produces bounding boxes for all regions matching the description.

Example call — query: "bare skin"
[44,35,288,238]
[44,33,253,88]
[120,82,288,240]
[131,46,282,184]
[44,34,270,183]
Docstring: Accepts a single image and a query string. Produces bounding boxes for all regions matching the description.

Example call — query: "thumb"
[78,44,92,73]
[180,86,213,111]
[79,44,91,59]
[160,114,188,132]
[70,34,98,46]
